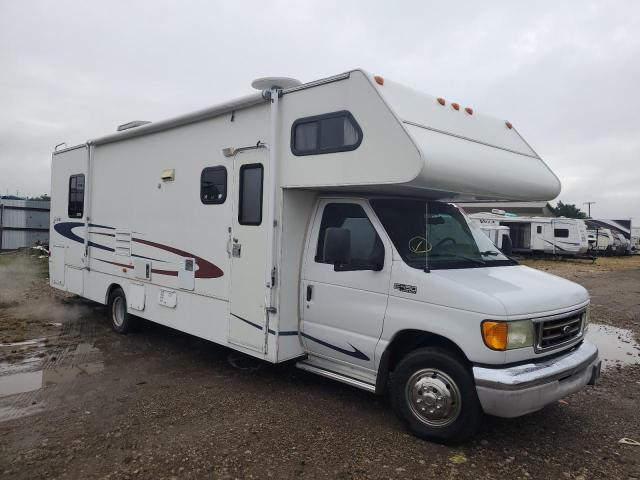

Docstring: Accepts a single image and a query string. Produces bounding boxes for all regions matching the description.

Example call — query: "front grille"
[535,311,584,352]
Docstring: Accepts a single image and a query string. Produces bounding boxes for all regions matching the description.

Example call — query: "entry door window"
[238,164,263,225]
[315,203,382,267]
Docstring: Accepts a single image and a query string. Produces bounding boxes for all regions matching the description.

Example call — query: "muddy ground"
[0,252,639,479]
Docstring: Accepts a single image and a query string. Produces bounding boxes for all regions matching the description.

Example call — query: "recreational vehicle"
[587,228,615,254]
[469,213,589,256]
[50,70,600,443]
[474,222,512,254]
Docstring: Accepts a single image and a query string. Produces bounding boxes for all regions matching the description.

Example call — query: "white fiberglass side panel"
[280,71,422,188]
[404,125,561,201]
[378,79,536,157]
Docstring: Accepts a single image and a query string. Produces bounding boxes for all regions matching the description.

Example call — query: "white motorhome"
[50,70,600,443]
[469,213,589,256]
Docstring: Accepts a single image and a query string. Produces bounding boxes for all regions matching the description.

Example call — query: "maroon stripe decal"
[132,238,223,279]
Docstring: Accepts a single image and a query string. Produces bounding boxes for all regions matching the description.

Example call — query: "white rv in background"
[469,213,588,256]
[50,69,600,443]
[587,228,615,254]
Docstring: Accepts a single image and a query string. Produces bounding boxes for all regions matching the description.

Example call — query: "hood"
[432,265,589,317]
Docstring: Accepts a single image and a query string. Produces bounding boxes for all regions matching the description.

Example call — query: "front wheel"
[390,347,481,444]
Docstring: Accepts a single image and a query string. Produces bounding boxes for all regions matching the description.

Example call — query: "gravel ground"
[0,253,639,479]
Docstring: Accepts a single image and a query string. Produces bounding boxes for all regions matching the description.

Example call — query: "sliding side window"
[291,111,362,156]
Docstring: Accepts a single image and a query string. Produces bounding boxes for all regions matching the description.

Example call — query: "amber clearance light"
[481,321,508,351]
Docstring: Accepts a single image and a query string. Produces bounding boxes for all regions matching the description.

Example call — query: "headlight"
[582,307,590,333]
[481,320,534,351]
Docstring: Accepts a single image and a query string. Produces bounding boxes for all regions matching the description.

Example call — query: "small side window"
[201,166,227,204]
[536,226,542,234]
[68,174,85,218]
[554,228,569,238]
[291,111,362,156]
[238,164,263,225]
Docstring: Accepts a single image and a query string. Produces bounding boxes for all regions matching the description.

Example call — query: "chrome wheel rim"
[405,368,462,427]
[112,297,125,327]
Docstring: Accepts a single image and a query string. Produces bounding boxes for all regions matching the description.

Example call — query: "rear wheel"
[390,347,481,444]
[108,287,136,334]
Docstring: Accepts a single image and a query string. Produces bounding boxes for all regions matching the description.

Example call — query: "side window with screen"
[68,174,85,218]
[201,166,227,204]
[292,111,362,156]
[238,164,263,225]
[316,203,383,268]
[554,228,569,238]
[536,226,542,234]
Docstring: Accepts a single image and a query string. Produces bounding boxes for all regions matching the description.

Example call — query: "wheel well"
[375,330,469,395]
[105,283,122,305]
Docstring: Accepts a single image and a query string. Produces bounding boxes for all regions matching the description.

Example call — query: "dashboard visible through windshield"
[370,199,517,270]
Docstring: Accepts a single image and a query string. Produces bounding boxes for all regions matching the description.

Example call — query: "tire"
[390,347,481,444]
[108,287,136,334]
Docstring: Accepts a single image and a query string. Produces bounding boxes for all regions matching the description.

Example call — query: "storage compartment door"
[52,245,65,286]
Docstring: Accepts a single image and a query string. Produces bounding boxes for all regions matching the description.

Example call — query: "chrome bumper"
[473,341,601,418]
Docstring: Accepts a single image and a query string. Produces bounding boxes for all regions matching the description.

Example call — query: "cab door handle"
[306,285,313,302]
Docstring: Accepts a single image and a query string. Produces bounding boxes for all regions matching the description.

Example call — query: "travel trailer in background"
[50,69,600,443]
[469,212,589,256]
[586,219,633,256]
[474,222,512,254]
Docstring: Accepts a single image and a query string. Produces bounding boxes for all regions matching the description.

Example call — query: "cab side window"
[315,203,383,268]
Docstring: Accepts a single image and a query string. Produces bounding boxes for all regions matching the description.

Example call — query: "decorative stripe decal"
[229,314,368,360]
[132,237,223,279]
[53,221,223,278]
[300,333,369,361]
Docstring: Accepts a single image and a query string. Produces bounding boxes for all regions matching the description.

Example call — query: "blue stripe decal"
[300,333,369,361]
[229,314,368,360]
[89,223,115,230]
[53,222,84,243]
[88,240,114,252]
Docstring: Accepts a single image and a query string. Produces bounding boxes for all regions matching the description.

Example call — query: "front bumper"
[473,341,601,418]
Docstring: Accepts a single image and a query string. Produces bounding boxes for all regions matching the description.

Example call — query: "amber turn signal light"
[374,75,384,86]
[481,321,508,351]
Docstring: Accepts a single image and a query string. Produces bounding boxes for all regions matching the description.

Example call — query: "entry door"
[302,200,390,372]
[228,149,269,352]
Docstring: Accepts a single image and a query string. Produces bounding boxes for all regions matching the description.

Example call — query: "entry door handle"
[306,284,313,302]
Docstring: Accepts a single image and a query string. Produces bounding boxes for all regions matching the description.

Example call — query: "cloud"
[1,0,638,220]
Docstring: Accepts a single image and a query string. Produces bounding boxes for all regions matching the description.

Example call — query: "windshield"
[370,199,517,270]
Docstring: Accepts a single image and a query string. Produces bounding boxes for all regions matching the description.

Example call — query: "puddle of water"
[0,340,105,399]
[0,362,105,398]
[0,338,47,348]
[586,323,640,370]
[0,370,43,396]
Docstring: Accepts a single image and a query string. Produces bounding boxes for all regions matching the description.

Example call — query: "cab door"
[301,199,391,373]
[228,149,269,353]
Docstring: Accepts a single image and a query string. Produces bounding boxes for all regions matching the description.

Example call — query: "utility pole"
[583,201,596,218]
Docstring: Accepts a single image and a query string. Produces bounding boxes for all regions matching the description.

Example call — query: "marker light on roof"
[374,75,384,85]
[465,107,473,115]
[451,102,460,111]
[437,97,446,105]
[505,121,513,129]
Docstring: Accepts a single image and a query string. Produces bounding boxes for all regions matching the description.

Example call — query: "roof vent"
[117,120,151,132]
[251,77,302,91]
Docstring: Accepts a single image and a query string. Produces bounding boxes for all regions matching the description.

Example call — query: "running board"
[296,361,376,393]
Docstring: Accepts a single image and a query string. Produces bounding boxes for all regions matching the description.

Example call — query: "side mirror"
[323,228,351,267]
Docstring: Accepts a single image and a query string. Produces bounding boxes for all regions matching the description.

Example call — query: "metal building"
[0,199,50,250]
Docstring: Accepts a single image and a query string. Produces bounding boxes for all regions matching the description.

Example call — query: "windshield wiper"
[478,250,500,256]
[430,253,486,266]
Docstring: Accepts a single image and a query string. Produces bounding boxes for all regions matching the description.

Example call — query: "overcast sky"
[1,0,638,220]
